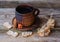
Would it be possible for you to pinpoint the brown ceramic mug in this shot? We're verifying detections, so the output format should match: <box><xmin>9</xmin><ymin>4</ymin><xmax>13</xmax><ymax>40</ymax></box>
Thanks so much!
<box><xmin>15</xmin><ymin>4</ymin><xmax>40</xmax><ymax>27</ymax></box>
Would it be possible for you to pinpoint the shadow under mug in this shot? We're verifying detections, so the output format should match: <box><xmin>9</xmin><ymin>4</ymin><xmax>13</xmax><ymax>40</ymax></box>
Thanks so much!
<box><xmin>15</xmin><ymin>4</ymin><xmax>40</xmax><ymax>27</ymax></box>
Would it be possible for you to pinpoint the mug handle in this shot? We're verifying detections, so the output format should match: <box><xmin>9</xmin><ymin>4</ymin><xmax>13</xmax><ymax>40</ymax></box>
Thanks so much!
<box><xmin>33</xmin><ymin>8</ymin><xmax>40</xmax><ymax>16</ymax></box>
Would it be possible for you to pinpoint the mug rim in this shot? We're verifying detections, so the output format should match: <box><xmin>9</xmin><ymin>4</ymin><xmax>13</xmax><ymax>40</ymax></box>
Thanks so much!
<box><xmin>16</xmin><ymin>4</ymin><xmax>34</xmax><ymax>14</ymax></box>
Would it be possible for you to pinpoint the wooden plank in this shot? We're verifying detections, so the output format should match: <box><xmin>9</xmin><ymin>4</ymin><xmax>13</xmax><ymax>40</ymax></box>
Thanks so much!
<box><xmin>0</xmin><ymin>1</ymin><xmax>60</xmax><ymax>8</ymax></box>
<box><xmin>0</xmin><ymin>8</ymin><xmax>60</xmax><ymax>27</ymax></box>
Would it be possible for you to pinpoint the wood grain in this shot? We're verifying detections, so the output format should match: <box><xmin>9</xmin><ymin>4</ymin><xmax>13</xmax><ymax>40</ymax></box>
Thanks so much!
<box><xmin>0</xmin><ymin>8</ymin><xmax>60</xmax><ymax>28</ymax></box>
<box><xmin>0</xmin><ymin>1</ymin><xmax>60</xmax><ymax>8</ymax></box>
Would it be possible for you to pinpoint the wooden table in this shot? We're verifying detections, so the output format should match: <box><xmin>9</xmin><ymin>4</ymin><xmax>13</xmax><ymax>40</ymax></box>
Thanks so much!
<box><xmin>0</xmin><ymin>8</ymin><xmax>60</xmax><ymax>42</ymax></box>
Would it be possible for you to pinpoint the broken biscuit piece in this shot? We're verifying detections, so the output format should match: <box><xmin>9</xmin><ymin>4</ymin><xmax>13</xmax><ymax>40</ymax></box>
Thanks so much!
<box><xmin>38</xmin><ymin>28</ymin><xmax>50</xmax><ymax>37</ymax></box>
<box><xmin>22</xmin><ymin>32</ymin><xmax>33</xmax><ymax>37</ymax></box>
<box><xmin>7</xmin><ymin>30</ymin><xmax>18</xmax><ymax>37</ymax></box>
<box><xmin>38</xmin><ymin>31</ymin><xmax>45</xmax><ymax>37</ymax></box>
<box><xmin>3</xmin><ymin>22</ymin><xmax>12</xmax><ymax>29</ymax></box>
<box><xmin>44</xmin><ymin>29</ymin><xmax>50</xmax><ymax>36</ymax></box>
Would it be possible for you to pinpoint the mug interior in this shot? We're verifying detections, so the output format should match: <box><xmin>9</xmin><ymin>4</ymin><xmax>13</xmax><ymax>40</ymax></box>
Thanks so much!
<box><xmin>16</xmin><ymin>5</ymin><xmax>33</xmax><ymax>14</ymax></box>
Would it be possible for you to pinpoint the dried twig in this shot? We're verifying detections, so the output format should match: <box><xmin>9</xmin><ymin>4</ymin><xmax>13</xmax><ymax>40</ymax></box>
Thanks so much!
<box><xmin>37</xmin><ymin>12</ymin><xmax>55</xmax><ymax>37</ymax></box>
